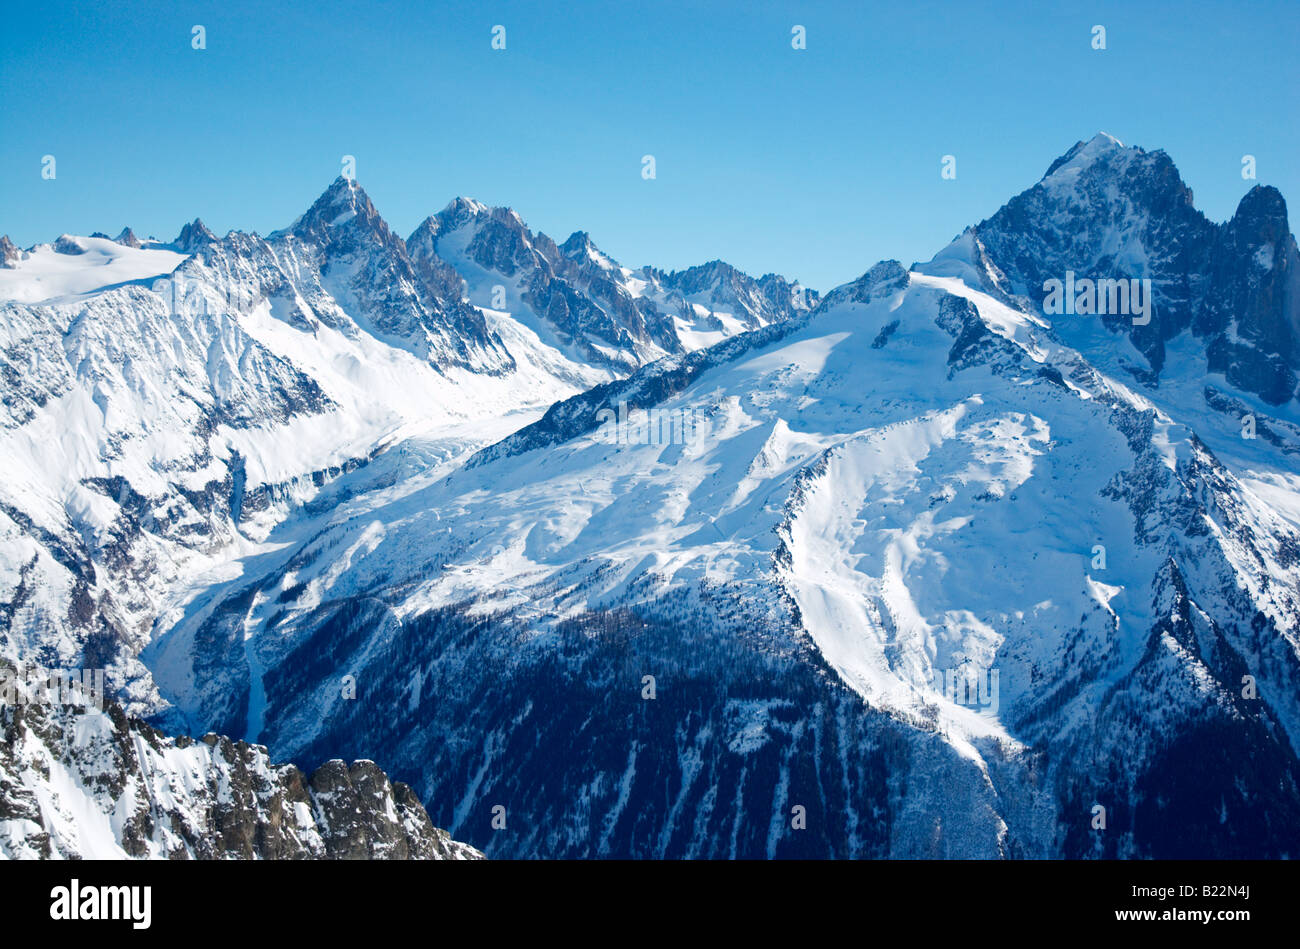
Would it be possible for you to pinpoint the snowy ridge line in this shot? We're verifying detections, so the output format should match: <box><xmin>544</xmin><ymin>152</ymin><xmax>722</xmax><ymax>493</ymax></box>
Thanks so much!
<box><xmin>464</xmin><ymin>263</ymin><xmax>909</xmax><ymax>470</ymax></box>
<box><xmin>411</xmin><ymin>197</ymin><xmax>817</xmax><ymax>373</ymax></box>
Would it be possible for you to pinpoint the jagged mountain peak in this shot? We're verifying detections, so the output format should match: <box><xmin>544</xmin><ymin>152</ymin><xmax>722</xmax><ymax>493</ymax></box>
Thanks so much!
<box><xmin>956</xmin><ymin>134</ymin><xmax>1299</xmax><ymax>405</ymax></box>
<box><xmin>667</xmin><ymin>257</ymin><xmax>745</xmax><ymax>284</ymax></box>
<box><xmin>444</xmin><ymin>195</ymin><xmax>490</xmax><ymax>217</ymax></box>
<box><xmin>488</xmin><ymin>204</ymin><xmax>527</xmax><ymax>228</ymax></box>
<box><xmin>0</xmin><ymin>235</ymin><xmax>20</xmax><ymax>268</ymax></box>
<box><xmin>114</xmin><ymin>227</ymin><xmax>141</xmax><ymax>248</ymax></box>
<box><xmin>677</xmin><ymin>257</ymin><xmax>735</xmax><ymax>276</ymax></box>
<box><xmin>1042</xmin><ymin>130</ymin><xmax>1133</xmax><ymax>179</ymax></box>
<box><xmin>415</xmin><ymin>196</ymin><xmax>488</xmax><ymax>238</ymax></box>
<box><xmin>559</xmin><ymin>229</ymin><xmax>594</xmax><ymax>254</ymax></box>
<box><xmin>172</xmin><ymin>217</ymin><xmax>218</xmax><ymax>253</ymax></box>
<box><xmin>660</xmin><ymin>258</ymin><xmax>819</xmax><ymax>316</ymax></box>
<box><xmin>282</xmin><ymin>176</ymin><xmax>396</xmax><ymax>249</ymax></box>
<box><xmin>323</xmin><ymin>173</ymin><xmax>364</xmax><ymax>200</ymax></box>
<box><xmin>404</xmin><ymin>200</ymin><xmax>479</xmax><ymax>248</ymax></box>
<box><xmin>1231</xmin><ymin>183</ymin><xmax>1290</xmax><ymax>234</ymax></box>
<box><xmin>991</xmin><ymin>135</ymin><xmax>1198</xmax><ymax>252</ymax></box>
<box><xmin>820</xmin><ymin>258</ymin><xmax>910</xmax><ymax>308</ymax></box>
<box><xmin>438</xmin><ymin>197</ymin><xmax>523</xmax><ymax>231</ymax></box>
<box><xmin>559</xmin><ymin>229</ymin><xmax>620</xmax><ymax>269</ymax></box>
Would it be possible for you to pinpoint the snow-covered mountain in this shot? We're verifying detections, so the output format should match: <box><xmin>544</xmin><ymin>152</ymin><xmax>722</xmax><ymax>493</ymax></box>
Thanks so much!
<box><xmin>0</xmin><ymin>179</ymin><xmax>801</xmax><ymax>726</ymax></box>
<box><xmin>409</xmin><ymin>197</ymin><xmax>817</xmax><ymax>370</ymax></box>
<box><xmin>960</xmin><ymin>132</ymin><xmax>1300</xmax><ymax>406</ymax></box>
<box><xmin>151</xmin><ymin>255</ymin><xmax>1300</xmax><ymax>857</ymax></box>
<box><xmin>0</xmin><ymin>200</ymin><xmax>555</xmax><ymax>720</ymax></box>
<box><xmin>4</xmin><ymin>135</ymin><xmax>1300</xmax><ymax>860</ymax></box>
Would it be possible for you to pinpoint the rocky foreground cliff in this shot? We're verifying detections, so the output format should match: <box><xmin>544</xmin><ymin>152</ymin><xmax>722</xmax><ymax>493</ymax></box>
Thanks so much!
<box><xmin>0</xmin><ymin>660</ymin><xmax>480</xmax><ymax>859</ymax></box>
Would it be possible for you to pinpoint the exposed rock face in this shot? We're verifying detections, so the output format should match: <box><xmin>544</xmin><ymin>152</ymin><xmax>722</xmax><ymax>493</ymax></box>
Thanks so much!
<box><xmin>172</xmin><ymin>218</ymin><xmax>218</xmax><ymax>254</ymax></box>
<box><xmin>970</xmin><ymin>133</ymin><xmax>1300</xmax><ymax>404</ymax></box>
<box><xmin>52</xmin><ymin>235</ymin><xmax>84</xmax><ymax>255</ymax></box>
<box><xmin>410</xmin><ymin>200</ymin><xmax>678</xmax><ymax>369</ymax></box>
<box><xmin>656</xmin><ymin>258</ymin><xmax>816</xmax><ymax>324</ymax></box>
<box><xmin>0</xmin><ymin>236</ymin><xmax>20</xmax><ymax>269</ymax></box>
<box><xmin>0</xmin><ymin>659</ymin><xmax>481</xmax><ymax>859</ymax></box>
<box><xmin>409</xmin><ymin>198</ymin><xmax>815</xmax><ymax>371</ymax></box>
<box><xmin>1200</xmin><ymin>185</ymin><xmax>1300</xmax><ymax>402</ymax></box>
<box><xmin>279</xmin><ymin>177</ymin><xmax>513</xmax><ymax>372</ymax></box>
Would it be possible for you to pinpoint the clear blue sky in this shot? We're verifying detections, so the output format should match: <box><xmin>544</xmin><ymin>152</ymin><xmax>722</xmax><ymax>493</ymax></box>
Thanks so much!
<box><xmin>2</xmin><ymin>0</ymin><xmax>1297</xmax><ymax>291</ymax></box>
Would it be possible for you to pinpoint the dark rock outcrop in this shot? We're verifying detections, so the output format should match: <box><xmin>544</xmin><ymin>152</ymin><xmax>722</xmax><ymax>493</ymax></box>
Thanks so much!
<box><xmin>0</xmin><ymin>659</ymin><xmax>481</xmax><ymax>860</ymax></box>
